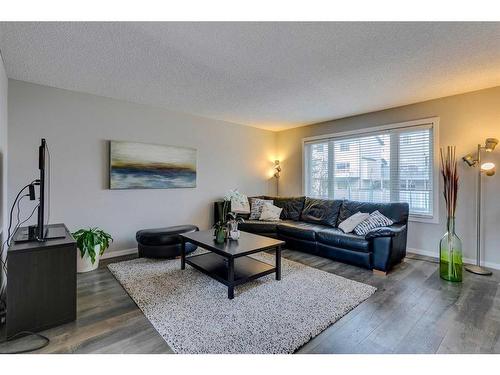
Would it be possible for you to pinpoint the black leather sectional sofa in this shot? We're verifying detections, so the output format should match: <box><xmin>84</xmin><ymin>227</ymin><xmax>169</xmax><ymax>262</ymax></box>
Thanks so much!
<box><xmin>214</xmin><ymin>196</ymin><xmax>409</xmax><ymax>273</ymax></box>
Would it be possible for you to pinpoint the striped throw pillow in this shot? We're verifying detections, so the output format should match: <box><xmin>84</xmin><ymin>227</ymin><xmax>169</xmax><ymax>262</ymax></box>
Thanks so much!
<box><xmin>354</xmin><ymin>210</ymin><xmax>394</xmax><ymax>236</ymax></box>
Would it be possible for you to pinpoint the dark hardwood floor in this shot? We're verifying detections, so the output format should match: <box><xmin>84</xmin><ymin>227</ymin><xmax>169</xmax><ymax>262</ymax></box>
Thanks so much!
<box><xmin>1</xmin><ymin>250</ymin><xmax>500</xmax><ymax>354</ymax></box>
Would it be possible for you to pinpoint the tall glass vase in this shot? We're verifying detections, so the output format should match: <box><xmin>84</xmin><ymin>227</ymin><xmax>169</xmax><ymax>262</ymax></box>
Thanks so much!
<box><xmin>439</xmin><ymin>217</ymin><xmax>463</xmax><ymax>282</ymax></box>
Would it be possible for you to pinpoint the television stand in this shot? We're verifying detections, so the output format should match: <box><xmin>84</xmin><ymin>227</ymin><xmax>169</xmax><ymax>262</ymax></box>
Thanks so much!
<box><xmin>13</xmin><ymin>224</ymin><xmax>67</xmax><ymax>243</ymax></box>
<box><xmin>7</xmin><ymin>223</ymin><xmax>77</xmax><ymax>337</ymax></box>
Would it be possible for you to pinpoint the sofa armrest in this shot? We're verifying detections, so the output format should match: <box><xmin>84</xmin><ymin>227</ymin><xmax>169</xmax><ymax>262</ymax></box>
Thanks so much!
<box><xmin>368</xmin><ymin>224</ymin><xmax>408</xmax><ymax>272</ymax></box>
<box><xmin>365</xmin><ymin>224</ymin><xmax>406</xmax><ymax>240</ymax></box>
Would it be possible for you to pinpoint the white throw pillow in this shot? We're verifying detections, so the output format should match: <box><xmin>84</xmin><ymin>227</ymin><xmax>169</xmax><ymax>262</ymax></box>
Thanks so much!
<box><xmin>230</xmin><ymin>193</ymin><xmax>250</xmax><ymax>214</ymax></box>
<box><xmin>259</xmin><ymin>203</ymin><xmax>282</xmax><ymax>221</ymax></box>
<box><xmin>338</xmin><ymin>212</ymin><xmax>370</xmax><ymax>233</ymax></box>
<box><xmin>249</xmin><ymin>198</ymin><xmax>273</xmax><ymax>219</ymax></box>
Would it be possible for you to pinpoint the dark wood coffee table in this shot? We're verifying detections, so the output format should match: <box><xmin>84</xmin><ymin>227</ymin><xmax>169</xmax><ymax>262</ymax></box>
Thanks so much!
<box><xmin>180</xmin><ymin>230</ymin><xmax>285</xmax><ymax>299</ymax></box>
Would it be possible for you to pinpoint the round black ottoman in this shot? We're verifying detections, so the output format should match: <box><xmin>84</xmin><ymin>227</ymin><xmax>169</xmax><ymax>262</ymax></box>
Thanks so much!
<box><xmin>136</xmin><ymin>225</ymin><xmax>199</xmax><ymax>258</ymax></box>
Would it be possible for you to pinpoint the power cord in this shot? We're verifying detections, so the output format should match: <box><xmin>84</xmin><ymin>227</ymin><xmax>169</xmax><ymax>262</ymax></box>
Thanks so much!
<box><xmin>1</xmin><ymin>181</ymin><xmax>38</xmax><ymax>285</ymax></box>
<box><xmin>0</xmin><ymin>331</ymin><xmax>50</xmax><ymax>354</ymax></box>
<box><xmin>1</xmin><ymin>203</ymin><xmax>40</xmax><ymax>285</ymax></box>
<box><xmin>0</xmin><ymin>194</ymin><xmax>30</xmax><ymax>289</ymax></box>
<box><xmin>1</xmin><ymin>186</ymin><xmax>31</xmax><ymax>302</ymax></box>
<box><xmin>0</xmin><ymin>202</ymin><xmax>40</xmax><ymax>303</ymax></box>
<box><xmin>0</xmin><ymin>183</ymin><xmax>51</xmax><ymax>353</ymax></box>
<box><xmin>6</xmin><ymin>183</ymin><xmax>32</xmax><ymax>245</ymax></box>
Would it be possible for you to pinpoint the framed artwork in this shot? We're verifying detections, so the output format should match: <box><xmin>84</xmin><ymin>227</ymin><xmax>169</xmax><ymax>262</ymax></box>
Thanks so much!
<box><xmin>109</xmin><ymin>141</ymin><xmax>197</xmax><ymax>189</ymax></box>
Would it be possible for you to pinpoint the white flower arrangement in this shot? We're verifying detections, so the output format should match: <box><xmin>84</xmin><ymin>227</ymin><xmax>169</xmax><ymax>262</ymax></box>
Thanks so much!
<box><xmin>224</xmin><ymin>189</ymin><xmax>245</xmax><ymax>203</ymax></box>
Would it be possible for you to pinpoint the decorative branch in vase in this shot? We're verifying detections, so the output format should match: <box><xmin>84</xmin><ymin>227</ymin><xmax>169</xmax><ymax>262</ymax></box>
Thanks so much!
<box><xmin>439</xmin><ymin>146</ymin><xmax>463</xmax><ymax>282</ymax></box>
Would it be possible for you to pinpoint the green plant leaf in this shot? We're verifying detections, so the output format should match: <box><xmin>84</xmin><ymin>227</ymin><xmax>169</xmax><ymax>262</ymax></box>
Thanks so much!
<box><xmin>73</xmin><ymin>227</ymin><xmax>113</xmax><ymax>262</ymax></box>
<box><xmin>76</xmin><ymin>236</ymin><xmax>85</xmax><ymax>258</ymax></box>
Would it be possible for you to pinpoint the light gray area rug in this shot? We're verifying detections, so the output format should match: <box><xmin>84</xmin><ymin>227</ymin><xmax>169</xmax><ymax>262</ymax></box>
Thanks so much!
<box><xmin>108</xmin><ymin>252</ymin><xmax>376</xmax><ymax>354</ymax></box>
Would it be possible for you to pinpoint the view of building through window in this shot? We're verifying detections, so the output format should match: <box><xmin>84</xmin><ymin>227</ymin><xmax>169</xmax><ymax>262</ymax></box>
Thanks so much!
<box><xmin>305</xmin><ymin>125</ymin><xmax>433</xmax><ymax>217</ymax></box>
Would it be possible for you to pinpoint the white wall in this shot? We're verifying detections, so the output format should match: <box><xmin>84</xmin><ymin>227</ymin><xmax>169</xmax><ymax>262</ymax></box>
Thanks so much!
<box><xmin>277</xmin><ymin>86</ymin><xmax>500</xmax><ymax>269</ymax></box>
<box><xmin>0</xmin><ymin>51</ymin><xmax>7</xmax><ymax>292</ymax></box>
<box><xmin>8</xmin><ymin>80</ymin><xmax>277</xmax><ymax>255</ymax></box>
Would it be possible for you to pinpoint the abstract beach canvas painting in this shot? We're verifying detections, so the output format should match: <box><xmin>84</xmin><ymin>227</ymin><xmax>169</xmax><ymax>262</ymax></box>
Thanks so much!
<box><xmin>109</xmin><ymin>141</ymin><xmax>196</xmax><ymax>189</ymax></box>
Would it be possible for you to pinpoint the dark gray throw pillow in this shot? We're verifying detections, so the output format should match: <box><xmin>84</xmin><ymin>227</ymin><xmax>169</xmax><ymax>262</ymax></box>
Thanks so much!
<box><xmin>272</xmin><ymin>196</ymin><xmax>306</xmax><ymax>221</ymax></box>
<box><xmin>300</xmin><ymin>198</ymin><xmax>343</xmax><ymax>227</ymax></box>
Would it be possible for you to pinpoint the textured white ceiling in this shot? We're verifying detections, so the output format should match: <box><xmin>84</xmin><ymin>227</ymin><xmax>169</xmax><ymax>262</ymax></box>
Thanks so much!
<box><xmin>0</xmin><ymin>22</ymin><xmax>499</xmax><ymax>131</ymax></box>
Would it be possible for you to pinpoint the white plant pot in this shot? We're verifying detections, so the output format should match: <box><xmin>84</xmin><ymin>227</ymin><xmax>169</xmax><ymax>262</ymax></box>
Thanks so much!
<box><xmin>77</xmin><ymin>245</ymin><xmax>101</xmax><ymax>273</ymax></box>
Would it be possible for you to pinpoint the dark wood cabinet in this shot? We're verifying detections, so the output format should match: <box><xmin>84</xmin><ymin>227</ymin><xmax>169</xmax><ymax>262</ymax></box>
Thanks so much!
<box><xmin>6</xmin><ymin>223</ymin><xmax>76</xmax><ymax>337</ymax></box>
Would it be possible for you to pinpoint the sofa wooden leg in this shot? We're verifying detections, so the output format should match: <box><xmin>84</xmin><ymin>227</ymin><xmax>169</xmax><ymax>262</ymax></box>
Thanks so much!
<box><xmin>373</xmin><ymin>269</ymin><xmax>388</xmax><ymax>276</ymax></box>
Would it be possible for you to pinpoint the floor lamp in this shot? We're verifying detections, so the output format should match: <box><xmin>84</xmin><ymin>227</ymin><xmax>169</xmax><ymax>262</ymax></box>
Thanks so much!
<box><xmin>273</xmin><ymin>160</ymin><xmax>281</xmax><ymax>196</ymax></box>
<box><xmin>462</xmin><ymin>138</ymin><xmax>498</xmax><ymax>276</ymax></box>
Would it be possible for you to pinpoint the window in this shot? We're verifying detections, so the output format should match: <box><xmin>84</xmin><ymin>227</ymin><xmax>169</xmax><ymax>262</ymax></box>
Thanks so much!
<box><xmin>336</xmin><ymin>162</ymin><xmax>350</xmax><ymax>171</ymax></box>
<box><xmin>339</xmin><ymin>143</ymin><xmax>350</xmax><ymax>152</ymax></box>
<box><xmin>303</xmin><ymin>118</ymin><xmax>438</xmax><ymax>221</ymax></box>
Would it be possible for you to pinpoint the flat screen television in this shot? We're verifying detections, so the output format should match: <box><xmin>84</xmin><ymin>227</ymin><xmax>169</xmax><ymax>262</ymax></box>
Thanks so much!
<box><xmin>14</xmin><ymin>138</ymin><xmax>65</xmax><ymax>242</ymax></box>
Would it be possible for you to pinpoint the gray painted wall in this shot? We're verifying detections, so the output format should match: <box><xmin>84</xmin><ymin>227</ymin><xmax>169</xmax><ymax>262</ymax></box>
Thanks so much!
<box><xmin>277</xmin><ymin>86</ymin><xmax>500</xmax><ymax>268</ymax></box>
<box><xmin>7</xmin><ymin>78</ymin><xmax>500</xmax><ymax>269</ymax></box>
<box><xmin>0</xmin><ymin>52</ymin><xmax>7</xmax><ymax>291</ymax></box>
<box><xmin>8</xmin><ymin>80</ymin><xmax>277</xmax><ymax>255</ymax></box>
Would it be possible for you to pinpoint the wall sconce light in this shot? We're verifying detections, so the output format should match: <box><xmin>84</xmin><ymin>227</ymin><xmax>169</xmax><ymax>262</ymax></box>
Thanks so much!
<box><xmin>273</xmin><ymin>160</ymin><xmax>281</xmax><ymax>196</ymax></box>
<box><xmin>462</xmin><ymin>137</ymin><xmax>498</xmax><ymax>276</ymax></box>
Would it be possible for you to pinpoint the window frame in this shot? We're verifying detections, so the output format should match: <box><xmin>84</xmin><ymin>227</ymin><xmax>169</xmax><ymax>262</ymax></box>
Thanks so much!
<box><xmin>302</xmin><ymin>117</ymin><xmax>440</xmax><ymax>224</ymax></box>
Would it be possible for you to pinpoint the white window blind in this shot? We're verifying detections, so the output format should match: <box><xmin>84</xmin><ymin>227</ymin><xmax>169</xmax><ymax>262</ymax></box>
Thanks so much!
<box><xmin>304</xmin><ymin>122</ymin><xmax>435</xmax><ymax>217</ymax></box>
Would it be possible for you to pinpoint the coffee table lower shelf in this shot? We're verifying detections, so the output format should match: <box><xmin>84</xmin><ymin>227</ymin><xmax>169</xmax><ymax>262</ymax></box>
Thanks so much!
<box><xmin>185</xmin><ymin>252</ymin><xmax>276</xmax><ymax>298</ymax></box>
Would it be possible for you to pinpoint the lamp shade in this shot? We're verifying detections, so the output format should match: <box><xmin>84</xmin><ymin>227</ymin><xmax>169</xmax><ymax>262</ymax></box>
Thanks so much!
<box><xmin>481</xmin><ymin>162</ymin><xmax>496</xmax><ymax>176</ymax></box>
<box><xmin>485</xmin><ymin>138</ymin><xmax>499</xmax><ymax>152</ymax></box>
<box><xmin>463</xmin><ymin>154</ymin><xmax>475</xmax><ymax>167</ymax></box>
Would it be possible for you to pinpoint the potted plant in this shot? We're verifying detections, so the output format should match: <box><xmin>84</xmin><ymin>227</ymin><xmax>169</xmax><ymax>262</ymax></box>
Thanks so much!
<box><xmin>213</xmin><ymin>193</ymin><xmax>231</xmax><ymax>243</ymax></box>
<box><xmin>73</xmin><ymin>227</ymin><xmax>113</xmax><ymax>273</ymax></box>
<box><xmin>213</xmin><ymin>221</ymin><xmax>226</xmax><ymax>244</ymax></box>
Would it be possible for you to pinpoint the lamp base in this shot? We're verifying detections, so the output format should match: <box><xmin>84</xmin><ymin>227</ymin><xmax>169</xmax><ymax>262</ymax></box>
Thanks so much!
<box><xmin>464</xmin><ymin>264</ymin><xmax>493</xmax><ymax>276</ymax></box>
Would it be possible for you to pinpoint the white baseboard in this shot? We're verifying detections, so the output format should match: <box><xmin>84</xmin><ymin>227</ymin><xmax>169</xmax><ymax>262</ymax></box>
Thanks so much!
<box><xmin>100</xmin><ymin>246</ymin><xmax>500</xmax><ymax>271</ymax></box>
<box><xmin>101</xmin><ymin>247</ymin><xmax>138</xmax><ymax>260</ymax></box>
<box><xmin>408</xmin><ymin>247</ymin><xmax>500</xmax><ymax>271</ymax></box>
<box><xmin>407</xmin><ymin>247</ymin><xmax>438</xmax><ymax>259</ymax></box>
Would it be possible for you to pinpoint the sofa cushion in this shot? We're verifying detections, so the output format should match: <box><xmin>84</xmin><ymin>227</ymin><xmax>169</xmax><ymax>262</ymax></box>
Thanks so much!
<box><xmin>271</xmin><ymin>196</ymin><xmax>306</xmax><ymax>221</ymax></box>
<box><xmin>316</xmin><ymin>228</ymin><xmax>370</xmax><ymax>252</ymax></box>
<box><xmin>300</xmin><ymin>198</ymin><xmax>343</xmax><ymax>227</ymax></box>
<box><xmin>277</xmin><ymin>221</ymin><xmax>328</xmax><ymax>241</ymax></box>
<box><xmin>317</xmin><ymin>243</ymin><xmax>372</xmax><ymax>268</ymax></box>
<box><xmin>337</xmin><ymin>200</ymin><xmax>409</xmax><ymax>225</ymax></box>
<box><xmin>239</xmin><ymin>220</ymin><xmax>280</xmax><ymax>234</ymax></box>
